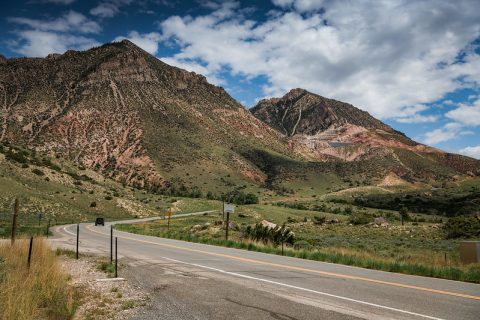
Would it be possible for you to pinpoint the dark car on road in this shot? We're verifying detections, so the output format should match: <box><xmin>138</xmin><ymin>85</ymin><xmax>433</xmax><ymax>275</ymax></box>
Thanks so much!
<box><xmin>95</xmin><ymin>217</ymin><xmax>105</xmax><ymax>226</ymax></box>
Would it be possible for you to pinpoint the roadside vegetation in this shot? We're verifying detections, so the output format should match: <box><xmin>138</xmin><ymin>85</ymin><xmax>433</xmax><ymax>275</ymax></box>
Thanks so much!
<box><xmin>0</xmin><ymin>238</ymin><xmax>78</xmax><ymax>320</ymax></box>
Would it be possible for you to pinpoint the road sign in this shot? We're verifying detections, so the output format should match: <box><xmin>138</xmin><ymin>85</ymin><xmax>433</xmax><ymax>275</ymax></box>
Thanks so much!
<box><xmin>224</xmin><ymin>203</ymin><xmax>235</xmax><ymax>214</ymax></box>
<box><xmin>166</xmin><ymin>209</ymin><xmax>173</xmax><ymax>217</ymax></box>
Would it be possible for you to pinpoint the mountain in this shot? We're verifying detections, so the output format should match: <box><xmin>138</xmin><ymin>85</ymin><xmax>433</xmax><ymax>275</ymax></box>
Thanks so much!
<box><xmin>0</xmin><ymin>41</ymin><xmax>479</xmax><ymax>196</ymax></box>
<box><xmin>251</xmin><ymin>88</ymin><xmax>480</xmax><ymax>183</ymax></box>
<box><xmin>0</xmin><ymin>40</ymin><xmax>288</xmax><ymax>193</ymax></box>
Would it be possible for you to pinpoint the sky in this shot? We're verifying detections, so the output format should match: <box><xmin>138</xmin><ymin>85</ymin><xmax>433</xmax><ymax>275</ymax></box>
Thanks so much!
<box><xmin>1</xmin><ymin>0</ymin><xmax>479</xmax><ymax>158</ymax></box>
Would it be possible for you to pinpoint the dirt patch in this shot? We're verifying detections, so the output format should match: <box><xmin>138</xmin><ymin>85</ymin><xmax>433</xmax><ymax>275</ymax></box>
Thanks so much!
<box><xmin>377</xmin><ymin>172</ymin><xmax>411</xmax><ymax>187</ymax></box>
<box><xmin>59</xmin><ymin>255</ymin><xmax>149</xmax><ymax>320</ymax></box>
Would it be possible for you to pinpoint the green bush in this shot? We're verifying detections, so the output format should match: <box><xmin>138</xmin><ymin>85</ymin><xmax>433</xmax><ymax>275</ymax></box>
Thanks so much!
<box><xmin>5</xmin><ymin>149</ymin><xmax>29</xmax><ymax>164</ymax></box>
<box><xmin>444</xmin><ymin>215</ymin><xmax>480</xmax><ymax>239</ymax></box>
<box><xmin>349</xmin><ymin>212</ymin><xmax>372</xmax><ymax>225</ymax></box>
<box><xmin>313</xmin><ymin>215</ymin><xmax>326</xmax><ymax>225</ymax></box>
<box><xmin>293</xmin><ymin>240</ymin><xmax>312</xmax><ymax>250</ymax></box>
<box><xmin>31</xmin><ymin>168</ymin><xmax>44</xmax><ymax>176</ymax></box>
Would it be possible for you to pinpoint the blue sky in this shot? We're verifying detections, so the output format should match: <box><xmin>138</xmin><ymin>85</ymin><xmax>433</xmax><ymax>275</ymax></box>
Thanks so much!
<box><xmin>1</xmin><ymin>0</ymin><xmax>479</xmax><ymax>158</ymax></box>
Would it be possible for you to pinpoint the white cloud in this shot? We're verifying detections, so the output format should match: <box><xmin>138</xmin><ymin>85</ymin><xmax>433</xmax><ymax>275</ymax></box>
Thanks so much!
<box><xmin>423</xmin><ymin>122</ymin><xmax>473</xmax><ymax>145</ymax></box>
<box><xmin>271</xmin><ymin>0</ymin><xmax>294</xmax><ymax>7</ymax></box>
<box><xmin>459</xmin><ymin>145</ymin><xmax>480</xmax><ymax>159</ymax></box>
<box><xmin>10</xmin><ymin>30</ymin><xmax>100</xmax><ymax>57</ymax></box>
<box><xmin>446</xmin><ymin>99</ymin><xmax>480</xmax><ymax>126</ymax></box>
<box><xmin>90</xmin><ymin>3</ymin><xmax>120</xmax><ymax>18</ymax></box>
<box><xmin>114</xmin><ymin>31</ymin><xmax>161</xmax><ymax>55</ymax></box>
<box><xmin>39</xmin><ymin>0</ymin><xmax>76</xmax><ymax>4</ymax></box>
<box><xmin>7</xmin><ymin>11</ymin><xmax>101</xmax><ymax>57</ymax></box>
<box><xmin>423</xmin><ymin>98</ymin><xmax>480</xmax><ymax>145</ymax></box>
<box><xmin>395</xmin><ymin>114</ymin><xmax>439</xmax><ymax>124</ymax></box>
<box><xmin>90</xmin><ymin>0</ymin><xmax>133</xmax><ymax>18</ymax></box>
<box><xmin>158</xmin><ymin>0</ymin><xmax>480</xmax><ymax>119</ymax></box>
<box><xmin>9</xmin><ymin>11</ymin><xmax>101</xmax><ymax>34</ymax></box>
<box><xmin>272</xmin><ymin>0</ymin><xmax>324</xmax><ymax>12</ymax></box>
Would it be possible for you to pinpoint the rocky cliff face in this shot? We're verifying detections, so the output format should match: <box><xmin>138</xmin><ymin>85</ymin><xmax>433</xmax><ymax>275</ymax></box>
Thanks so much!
<box><xmin>252</xmin><ymin>88</ymin><xmax>395</xmax><ymax>136</ymax></box>
<box><xmin>0</xmin><ymin>40</ymin><xmax>286</xmax><ymax>189</ymax></box>
<box><xmin>251</xmin><ymin>89</ymin><xmax>480</xmax><ymax>178</ymax></box>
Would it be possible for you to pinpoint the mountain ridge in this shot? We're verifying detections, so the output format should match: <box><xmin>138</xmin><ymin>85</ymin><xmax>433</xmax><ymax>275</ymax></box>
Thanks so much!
<box><xmin>0</xmin><ymin>40</ymin><xmax>289</xmax><ymax>191</ymax></box>
<box><xmin>1</xmin><ymin>40</ymin><xmax>479</xmax><ymax>194</ymax></box>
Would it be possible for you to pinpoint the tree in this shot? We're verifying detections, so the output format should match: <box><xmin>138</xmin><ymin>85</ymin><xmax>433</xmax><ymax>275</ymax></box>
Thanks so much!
<box><xmin>399</xmin><ymin>207</ymin><xmax>410</xmax><ymax>225</ymax></box>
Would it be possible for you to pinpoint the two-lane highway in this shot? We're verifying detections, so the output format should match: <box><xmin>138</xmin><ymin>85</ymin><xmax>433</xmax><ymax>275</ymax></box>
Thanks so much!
<box><xmin>51</xmin><ymin>218</ymin><xmax>480</xmax><ymax>320</ymax></box>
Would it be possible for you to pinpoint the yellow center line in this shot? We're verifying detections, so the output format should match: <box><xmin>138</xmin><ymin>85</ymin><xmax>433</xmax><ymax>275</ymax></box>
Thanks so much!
<box><xmin>85</xmin><ymin>225</ymin><xmax>480</xmax><ymax>301</ymax></box>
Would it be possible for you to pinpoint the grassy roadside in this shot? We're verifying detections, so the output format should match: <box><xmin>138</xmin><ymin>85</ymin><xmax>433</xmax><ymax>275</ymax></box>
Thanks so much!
<box><xmin>116</xmin><ymin>224</ymin><xmax>480</xmax><ymax>284</ymax></box>
<box><xmin>0</xmin><ymin>238</ymin><xmax>78</xmax><ymax>320</ymax></box>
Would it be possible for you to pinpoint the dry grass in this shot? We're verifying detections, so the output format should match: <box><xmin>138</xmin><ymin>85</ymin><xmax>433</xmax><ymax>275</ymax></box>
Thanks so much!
<box><xmin>0</xmin><ymin>238</ymin><xmax>77</xmax><ymax>320</ymax></box>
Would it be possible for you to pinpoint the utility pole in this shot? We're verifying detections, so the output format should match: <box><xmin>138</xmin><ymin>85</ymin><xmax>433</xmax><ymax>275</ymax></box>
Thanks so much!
<box><xmin>46</xmin><ymin>219</ymin><xmax>51</xmax><ymax>238</ymax></box>
<box><xmin>27</xmin><ymin>237</ymin><xmax>33</xmax><ymax>269</ymax></box>
<box><xmin>11</xmin><ymin>198</ymin><xmax>19</xmax><ymax>246</ymax></box>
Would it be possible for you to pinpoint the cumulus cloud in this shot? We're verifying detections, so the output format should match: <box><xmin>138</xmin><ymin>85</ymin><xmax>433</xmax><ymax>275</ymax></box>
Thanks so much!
<box><xmin>8</xmin><ymin>11</ymin><xmax>101</xmax><ymax>57</ymax></box>
<box><xmin>90</xmin><ymin>0</ymin><xmax>133</xmax><ymax>18</ymax></box>
<box><xmin>114</xmin><ymin>31</ymin><xmax>162</xmax><ymax>55</ymax></box>
<box><xmin>423</xmin><ymin>123</ymin><xmax>474</xmax><ymax>145</ymax></box>
<box><xmin>446</xmin><ymin>99</ymin><xmax>480</xmax><ymax>126</ymax></box>
<box><xmin>39</xmin><ymin>0</ymin><xmax>76</xmax><ymax>4</ymax></box>
<box><xmin>10</xmin><ymin>30</ymin><xmax>100</xmax><ymax>57</ymax></box>
<box><xmin>394</xmin><ymin>114</ymin><xmax>439</xmax><ymax>124</ymax></box>
<box><xmin>9</xmin><ymin>10</ymin><xmax>101</xmax><ymax>34</ymax></box>
<box><xmin>158</xmin><ymin>0</ymin><xmax>480</xmax><ymax>119</ymax></box>
<box><xmin>422</xmin><ymin>98</ymin><xmax>480</xmax><ymax>145</ymax></box>
<box><xmin>459</xmin><ymin>145</ymin><xmax>480</xmax><ymax>159</ymax></box>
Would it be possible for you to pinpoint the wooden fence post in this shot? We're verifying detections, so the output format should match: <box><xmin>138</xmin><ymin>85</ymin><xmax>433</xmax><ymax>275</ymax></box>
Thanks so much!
<box><xmin>11</xmin><ymin>199</ymin><xmax>19</xmax><ymax>246</ymax></box>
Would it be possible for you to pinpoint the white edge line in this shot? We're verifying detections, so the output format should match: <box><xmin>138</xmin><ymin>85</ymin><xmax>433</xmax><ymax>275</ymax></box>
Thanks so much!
<box><xmin>161</xmin><ymin>256</ymin><xmax>446</xmax><ymax>320</ymax></box>
<box><xmin>62</xmin><ymin>225</ymin><xmax>76</xmax><ymax>237</ymax></box>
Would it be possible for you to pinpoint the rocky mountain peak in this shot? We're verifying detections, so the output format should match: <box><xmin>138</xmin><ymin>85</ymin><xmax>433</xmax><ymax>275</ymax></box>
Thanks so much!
<box><xmin>283</xmin><ymin>88</ymin><xmax>307</xmax><ymax>99</ymax></box>
<box><xmin>0</xmin><ymin>55</ymin><xmax>7</xmax><ymax>64</ymax></box>
<box><xmin>251</xmin><ymin>88</ymin><xmax>394</xmax><ymax>137</ymax></box>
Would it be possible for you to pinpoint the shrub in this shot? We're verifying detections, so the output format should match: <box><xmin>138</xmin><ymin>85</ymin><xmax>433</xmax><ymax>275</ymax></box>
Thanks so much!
<box><xmin>293</xmin><ymin>240</ymin><xmax>312</xmax><ymax>250</ymax></box>
<box><xmin>221</xmin><ymin>191</ymin><xmax>259</xmax><ymax>204</ymax></box>
<box><xmin>90</xmin><ymin>202</ymin><xmax>97</xmax><ymax>208</ymax></box>
<box><xmin>287</xmin><ymin>216</ymin><xmax>297</xmax><ymax>223</ymax></box>
<box><xmin>344</xmin><ymin>207</ymin><xmax>353</xmax><ymax>214</ymax></box>
<box><xmin>31</xmin><ymin>168</ymin><xmax>44</xmax><ymax>176</ymax></box>
<box><xmin>399</xmin><ymin>207</ymin><xmax>411</xmax><ymax>222</ymax></box>
<box><xmin>313</xmin><ymin>215</ymin><xmax>326</xmax><ymax>225</ymax></box>
<box><xmin>244</xmin><ymin>223</ymin><xmax>295</xmax><ymax>246</ymax></box>
<box><xmin>349</xmin><ymin>212</ymin><xmax>372</xmax><ymax>225</ymax></box>
<box><xmin>5</xmin><ymin>149</ymin><xmax>28</xmax><ymax>164</ymax></box>
<box><xmin>444</xmin><ymin>215</ymin><xmax>480</xmax><ymax>239</ymax></box>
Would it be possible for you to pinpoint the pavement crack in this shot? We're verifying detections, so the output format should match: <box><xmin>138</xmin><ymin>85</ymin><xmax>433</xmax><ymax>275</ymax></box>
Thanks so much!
<box><xmin>224</xmin><ymin>298</ymin><xmax>300</xmax><ymax>320</ymax></box>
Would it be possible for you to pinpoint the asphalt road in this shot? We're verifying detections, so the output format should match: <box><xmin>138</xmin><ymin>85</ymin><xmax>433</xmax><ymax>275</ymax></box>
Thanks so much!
<box><xmin>51</xmin><ymin>215</ymin><xmax>480</xmax><ymax>320</ymax></box>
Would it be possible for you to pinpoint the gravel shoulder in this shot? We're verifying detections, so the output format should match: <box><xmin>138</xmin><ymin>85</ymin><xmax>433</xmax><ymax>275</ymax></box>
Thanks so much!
<box><xmin>58</xmin><ymin>254</ymin><xmax>149</xmax><ymax>320</ymax></box>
